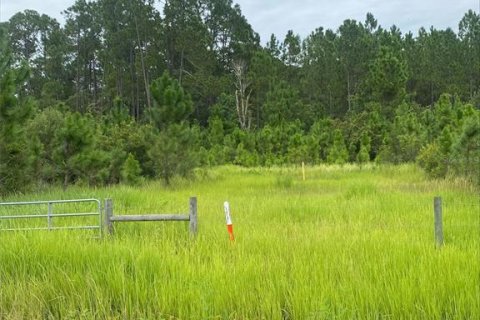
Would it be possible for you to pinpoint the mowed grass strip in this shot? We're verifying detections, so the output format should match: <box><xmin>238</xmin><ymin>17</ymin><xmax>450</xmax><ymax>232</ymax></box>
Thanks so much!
<box><xmin>0</xmin><ymin>164</ymin><xmax>478</xmax><ymax>319</ymax></box>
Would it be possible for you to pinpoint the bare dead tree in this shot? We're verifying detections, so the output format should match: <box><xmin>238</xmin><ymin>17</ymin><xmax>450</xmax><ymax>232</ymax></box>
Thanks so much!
<box><xmin>233</xmin><ymin>60</ymin><xmax>252</xmax><ymax>130</ymax></box>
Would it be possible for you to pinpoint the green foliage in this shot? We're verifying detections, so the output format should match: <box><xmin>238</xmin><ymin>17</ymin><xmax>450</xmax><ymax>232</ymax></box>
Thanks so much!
<box><xmin>52</xmin><ymin>111</ymin><xmax>101</xmax><ymax>189</ymax></box>
<box><xmin>209</xmin><ymin>93</ymin><xmax>238</xmax><ymax>133</ymax></box>
<box><xmin>248</xmin><ymin>50</ymin><xmax>279</xmax><ymax>125</ymax></box>
<box><xmin>417</xmin><ymin>103</ymin><xmax>479</xmax><ymax>184</ymax></box>
<box><xmin>255</xmin><ymin>125</ymin><xmax>276</xmax><ymax>166</ymax></box>
<box><xmin>451</xmin><ymin>116</ymin><xmax>480</xmax><ymax>185</ymax></box>
<box><xmin>433</xmin><ymin>94</ymin><xmax>457</xmax><ymax>135</ymax></box>
<box><xmin>0</xmin><ymin>53</ymin><xmax>33</xmax><ymax>194</ymax></box>
<box><xmin>327</xmin><ymin>129</ymin><xmax>349</xmax><ymax>165</ymax></box>
<box><xmin>417</xmin><ymin>143</ymin><xmax>448</xmax><ymax>178</ymax></box>
<box><xmin>459</xmin><ymin>10</ymin><xmax>480</xmax><ymax>101</ymax></box>
<box><xmin>234</xmin><ymin>142</ymin><xmax>259</xmax><ymax>167</ymax></box>
<box><xmin>149</xmin><ymin>71</ymin><xmax>193</xmax><ymax>130</ymax></box>
<box><xmin>309</xmin><ymin>119</ymin><xmax>335</xmax><ymax>162</ymax></box>
<box><xmin>1</xmin><ymin>0</ymin><xmax>479</xmax><ymax>283</ymax></box>
<box><xmin>1</xmin><ymin>5</ymin><xmax>478</xmax><ymax>191</ymax></box>
<box><xmin>286</xmin><ymin>132</ymin><xmax>308</xmax><ymax>164</ymax></box>
<box><xmin>263</xmin><ymin>81</ymin><xmax>311</xmax><ymax>127</ymax></box>
<box><xmin>149</xmin><ymin>123</ymin><xmax>199</xmax><ymax>185</ymax></box>
<box><xmin>357</xmin><ymin>133</ymin><xmax>371</xmax><ymax>165</ymax></box>
<box><xmin>27</xmin><ymin>106</ymin><xmax>66</xmax><ymax>183</ymax></box>
<box><xmin>99</xmin><ymin>117</ymin><xmax>156</xmax><ymax>183</ymax></box>
<box><xmin>121</xmin><ymin>153</ymin><xmax>142</xmax><ymax>185</ymax></box>
<box><xmin>357</xmin><ymin>144</ymin><xmax>370</xmax><ymax>166</ymax></box>
<box><xmin>110</xmin><ymin>96</ymin><xmax>132</xmax><ymax>125</ymax></box>
<box><xmin>207</xmin><ymin>116</ymin><xmax>225</xmax><ymax>147</ymax></box>
<box><xmin>379</xmin><ymin>103</ymin><xmax>424</xmax><ymax>163</ymax></box>
<box><xmin>228</xmin><ymin>128</ymin><xmax>258</xmax><ymax>167</ymax></box>
<box><xmin>438</xmin><ymin>125</ymin><xmax>453</xmax><ymax>155</ymax></box>
<box><xmin>281</xmin><ymin>30</ymin><xmax>302</xmax><ymax>66</ymax></box>
<box><xmin>0</xmin><ymin>22</ymin><xmax>8</xmax><ymax>51</ymax></box>
<box><xmin>363</xmin><ymin>46</ymin><xmax>408</xmax><ymax>114</ymax></box>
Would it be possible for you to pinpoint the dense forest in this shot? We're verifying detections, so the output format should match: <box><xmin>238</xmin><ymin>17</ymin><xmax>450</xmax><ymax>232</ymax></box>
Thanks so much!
<box><xmin>0</xmin><ymin>0</ymin><xmax>479</xmax><ymax>194</ymax></box>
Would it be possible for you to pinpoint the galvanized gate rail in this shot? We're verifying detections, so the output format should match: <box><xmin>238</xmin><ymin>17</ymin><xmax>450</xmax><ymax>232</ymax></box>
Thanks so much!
<box><xmin>0</xmin><ymin>199</ymin><xmax>102</xmax><ymax>237</ymax></box>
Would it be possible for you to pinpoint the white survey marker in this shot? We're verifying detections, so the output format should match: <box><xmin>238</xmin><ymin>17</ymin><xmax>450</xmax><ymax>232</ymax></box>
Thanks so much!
<box><xmin>223</xmin><ymin>201</ymin><xmax>233</xmax><ymax>225</ymax></box>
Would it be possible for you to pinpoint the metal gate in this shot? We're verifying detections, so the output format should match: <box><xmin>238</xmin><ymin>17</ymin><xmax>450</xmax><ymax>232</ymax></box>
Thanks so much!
<box><xmin>0</xmin><ymin>199</ymin><xmax>102</xmax><ymax>237</ymax></box>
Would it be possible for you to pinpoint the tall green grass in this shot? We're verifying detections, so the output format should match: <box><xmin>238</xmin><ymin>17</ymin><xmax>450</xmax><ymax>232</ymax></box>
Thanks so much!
<box><xmin>0</xmin><ymin>164</ymin><xmax>479</xmax><ymax>319</ymax></box>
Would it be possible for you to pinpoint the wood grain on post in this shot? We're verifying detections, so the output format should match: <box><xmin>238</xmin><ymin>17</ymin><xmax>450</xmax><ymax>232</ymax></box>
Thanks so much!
<box><xmin>434</xmin><ymin>196</ymin><xmax>443</xmax><ymax>247</ymax></box>
<box><xmin>189</xmin><ymin>197</ymin><xmax>198</xmax><ymax>236</ymax></box>
<box><xmin>105</xmin><ymin>199</ymin><xmax>113</xmax><ymax>235</ymax></box>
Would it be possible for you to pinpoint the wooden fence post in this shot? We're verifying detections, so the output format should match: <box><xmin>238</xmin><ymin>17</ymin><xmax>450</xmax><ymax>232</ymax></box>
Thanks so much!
<box><xmin>434</xmin><ymin>196</ymin><xmax>443</xmax><ymax>247</ymax></box>
<box><xmin>105</xmin><ymin>199</ymin><xmax>113</xmax><ymax>235</ymax></box>
<box><xmin>189</xmin><ymin>197</ymin><xmax>197</xmax><ymax>236</ymax></box>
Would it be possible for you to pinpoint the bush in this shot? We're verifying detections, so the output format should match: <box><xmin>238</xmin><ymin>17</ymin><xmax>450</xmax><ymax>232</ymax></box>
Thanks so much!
<box><xmin>327</xmin><ymin>129</ymin><xmax>348</xmax><ymax>165</ymax></box>
<box><xmin>417</xmin><ymin>143</ymin><xmax>448</xmax><ymax>178</ymax></box>
<box><xmin>149</xmin><ymin>123</ymin><xmax>199</xmax><ymax>185</ymax></box>
<box><xmin>121</xmin><ymin>153</ymin><xmax>142</xmax><ymax>185</ymax></box>
<box><xmin>451</xmin><ymin>117</ymin><xmax>480</xmax><ymax>185</ymax></box>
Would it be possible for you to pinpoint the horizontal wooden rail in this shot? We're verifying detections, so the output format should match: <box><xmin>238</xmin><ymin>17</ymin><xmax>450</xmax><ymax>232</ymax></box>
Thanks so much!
<box><xmin>104</xmin><ymin>197</ymin><xmax>197</xmax><ymax>236</ymax></box>
<box><xmin>110</xmin><ymin>214</ymin><xmax>189</xmax><ymax>222</ymax></box>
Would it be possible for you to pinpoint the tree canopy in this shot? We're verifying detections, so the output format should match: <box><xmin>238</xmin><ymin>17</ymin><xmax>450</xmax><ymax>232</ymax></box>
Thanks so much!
<box><xmin>0</xmin><ymin>2</ymin><xmax>479</xmax><ymax>192</ymax></box>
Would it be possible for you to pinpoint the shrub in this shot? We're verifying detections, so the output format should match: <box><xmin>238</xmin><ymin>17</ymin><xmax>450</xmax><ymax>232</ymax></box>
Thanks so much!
<box><xmin>121</xmin><ymin>153</ymin><xmax>142</xmax><ymax>185</ymax></box>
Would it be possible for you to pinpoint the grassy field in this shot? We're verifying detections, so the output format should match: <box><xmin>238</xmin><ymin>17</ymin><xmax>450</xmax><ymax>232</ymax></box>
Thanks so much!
<box><xmin>0</xmin><ymin>164</ymin><xmax>479</xmax><ymax>319</ymax></box>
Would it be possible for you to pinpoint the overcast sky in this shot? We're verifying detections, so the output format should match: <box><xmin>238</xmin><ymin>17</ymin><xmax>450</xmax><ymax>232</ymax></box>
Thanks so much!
<box><xmin>0</xmin><ymin>0</ymin><xmax>478</xmax><ymax>42</ymax></box>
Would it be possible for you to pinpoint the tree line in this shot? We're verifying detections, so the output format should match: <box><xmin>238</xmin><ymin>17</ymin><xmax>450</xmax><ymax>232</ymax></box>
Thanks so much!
<box><xmin>0</xmin><ymin>0</ymin><xmax>479</xmax><ymax>194</ymax></box>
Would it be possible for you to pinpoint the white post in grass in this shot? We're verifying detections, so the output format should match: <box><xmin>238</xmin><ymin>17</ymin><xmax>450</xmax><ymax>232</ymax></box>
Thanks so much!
<box><xmin>434</xmin><ymin>196</ymin><xmax>443</xmax><ymax>247</ymax></box>
<box><xmin>224</xmin><ymin>201</ymin><xmax>234</xmax><ymax>241</ymax></box>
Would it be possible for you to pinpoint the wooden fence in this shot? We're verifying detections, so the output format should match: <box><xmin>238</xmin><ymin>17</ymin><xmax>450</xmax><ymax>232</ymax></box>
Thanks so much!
<box><xmin>104</xmin><ymin>197</ymin><xmax>197</xmax><ymax>236</ymax></box>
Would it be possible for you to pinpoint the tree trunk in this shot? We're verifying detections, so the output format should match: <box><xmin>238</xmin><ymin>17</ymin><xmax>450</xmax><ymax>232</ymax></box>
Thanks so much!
<box><xmin>93</xmin><ymin>59</ymin><xmax>97</xmax><ymax>110</ymax></box>
<box><xmin>134</xmin><ymin>15</ymin><xmax>151</xmax><ymax>111</ymax></box>
<box><xmin>233</xmin><ymin>60</ymin><xmax>251</xmax><ymax>130</ymax></box>
<box><xmin>179</xmin><ymin>48</ymin><xmax>185</xmax><ymax>85</ymax></box>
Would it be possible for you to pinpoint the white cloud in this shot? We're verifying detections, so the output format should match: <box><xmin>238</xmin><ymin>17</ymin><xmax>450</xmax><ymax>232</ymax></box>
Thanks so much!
<box><xmin>1</xmin><ymin>0</ymin><xmax>70</xmax><ymax>22</ymax></box>
<box><xmin>235</xmin><ymin>0</ymin><xmax>478</xmax><ymax>42</ymax></box>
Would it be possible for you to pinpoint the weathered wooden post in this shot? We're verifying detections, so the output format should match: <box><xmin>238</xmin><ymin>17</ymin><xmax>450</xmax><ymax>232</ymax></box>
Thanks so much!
<box><xmin>189</xmin><ymin>197</ymin><xmax>197</xmax><ymax>236</ymax></box>
<box><xmin>434</xmin><ymin>196</ymin><xmax>443</xmax><ymax>247</ymax></box>
<box><xmin>105</xmin><ymin>198</ymin><xmax>113</xmax><ymax>235</ymax></box>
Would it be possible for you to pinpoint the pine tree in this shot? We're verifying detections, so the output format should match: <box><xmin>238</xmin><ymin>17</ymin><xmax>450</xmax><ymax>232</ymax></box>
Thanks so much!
<box><xmin>452</xmin><ymin>116</ymin><xmax>480</xmax><ymax>185</ymax></box>
<box><xmin>357</xmin><ymin>133</ymin><xmax>371</xmax><ymax>166</ymax></box>
<box><xmin>148</xmin><ymin>123</ymin><xmax>198</xmax><ymax>185</ymax></box>
<box><xmin>363</xmin><ymin>46</ymin><xmax>408</xmax><ymax>117</ymax></box>
<box><xmin>149</xmin><ymin>71</ymin><xmax>193</xmax><ymax>130</ymax></box>
<box><xmin>121</xmin><ymin>153</ymin><xmax>142</xmax><ymax>185</ymax></box>
<box><xmin>0</xmin><ymin>53</ymin><xmax>33</xmax><ymax>194</ymax></box>
<box><xmin>327</xmin><ymin>129</ymin><xmax>349</xmax><ymax>165</ymax></box>
<box><xmin>53</xmin><ymin>111</ymin><xmax>96</xmax><ymax>189</ymax></box>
